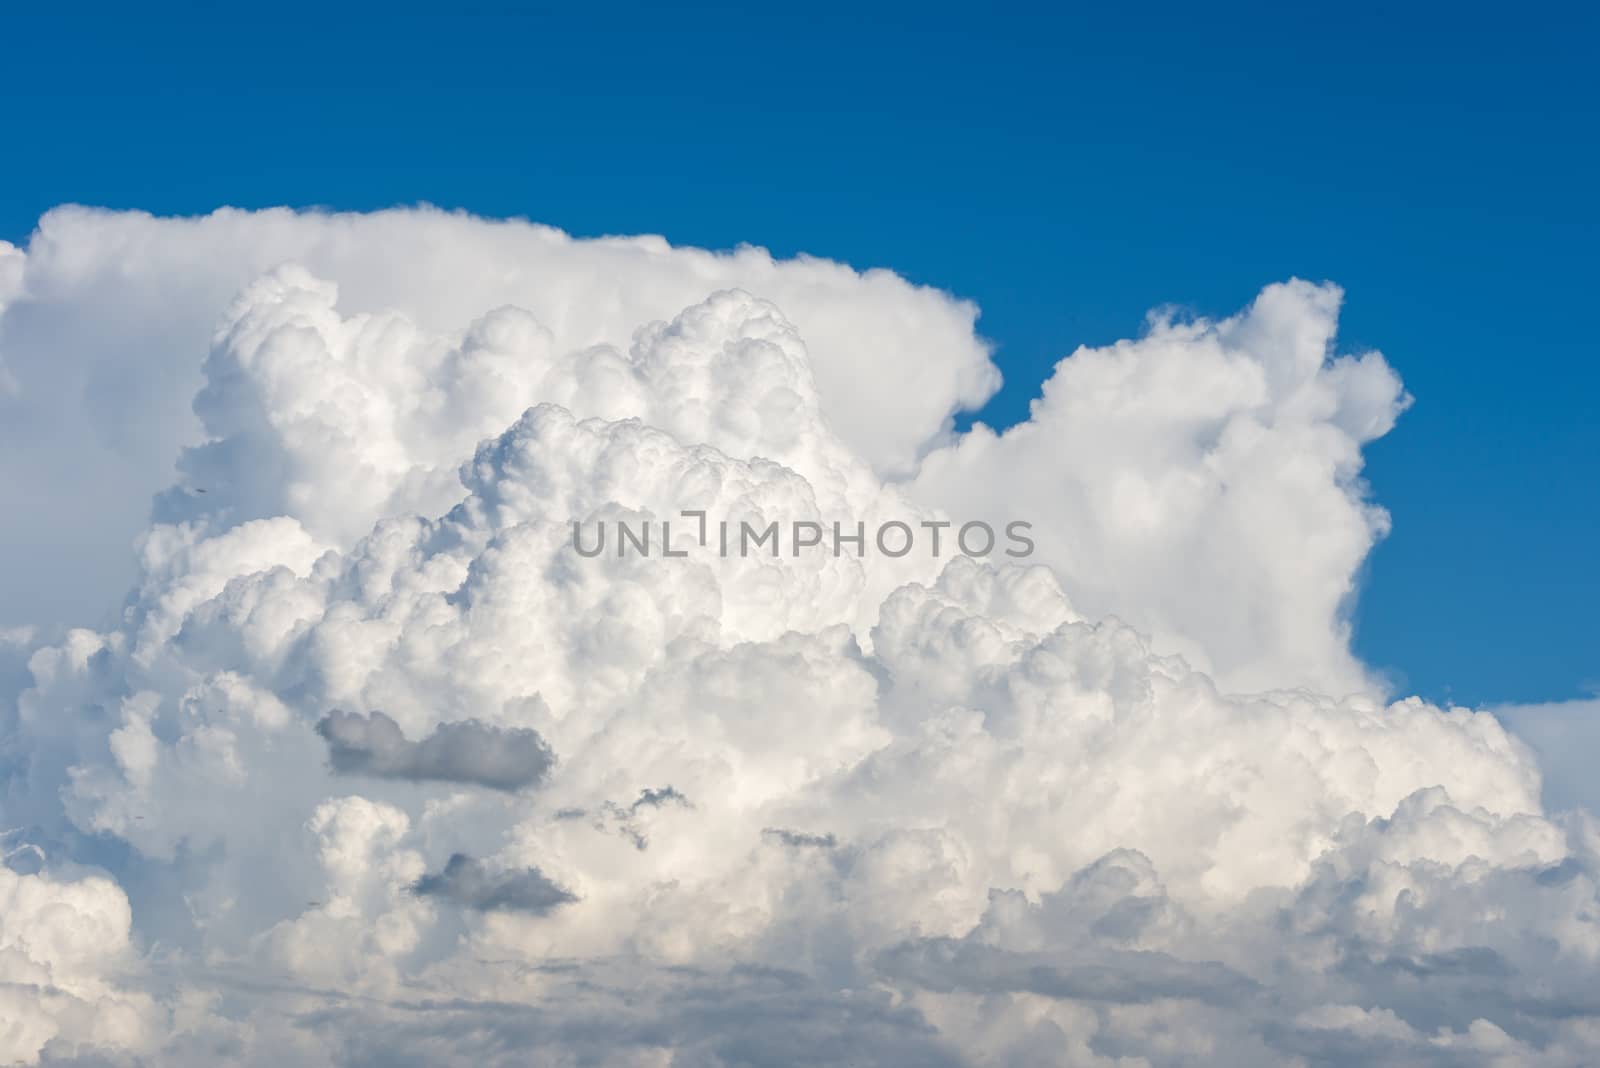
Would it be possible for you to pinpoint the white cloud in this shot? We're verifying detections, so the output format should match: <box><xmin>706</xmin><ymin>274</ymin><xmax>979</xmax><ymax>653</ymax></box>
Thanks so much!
<box><xmin>913</xmin><ymin>280</ymin><xmax>1408</xmax><ymax>695</ymax></box>
<box><xmin>0</xmin><ymin>207</ymin><xmax>994</xmax><ymax>631</ymax></box>
<box><xmin>0</xmin><ymin>865</ymin><xmax>153</xmax><ymax>1065</ymax></box>
<box><xmin>0</xmin><ymin>208</ymin><xmax>1593</xmax><ymax>1066</ymax></box>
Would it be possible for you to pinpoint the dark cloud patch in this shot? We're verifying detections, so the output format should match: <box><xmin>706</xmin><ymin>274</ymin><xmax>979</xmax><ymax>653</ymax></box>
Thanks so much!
<box><xmin>1327</xmin><ymin>946</ymin><xmax>1549</xmax><ymax>1040</ymax></box>
<box><xmin>412</xmin><ymin>853</ymin><xmax>576</xmax><ymax>914</ymax></box>
<box><xmin>577</xmin><ymin>786</ymin><xmax>693</xmax><ymax>851</ymax></box>
<box><xmin>762</xmin><ymin>828</ymin><xmax>837</xmax><ymax>849</ymax></box>
<box><xmin>632</xmin><ymin>785</ymin><xmax>689</xmax><ymax>811</ymax></box>
<box><xmin>316</xmin><ymin>710</ymin><xmax>553</xmax><ymax>791</ymax></box>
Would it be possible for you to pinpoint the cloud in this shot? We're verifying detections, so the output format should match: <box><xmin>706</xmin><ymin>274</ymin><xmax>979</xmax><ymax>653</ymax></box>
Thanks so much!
<box><xmin>763</xmin><ymin>828</ymin><xmax>838</xmax><ymax>849</ymax></box>
<box><xmin>631</xmin><ymin>785</ymin><xmax>690</xmax><ymax>810</ymax></box>
<box><xmin>316</xmin><ymin>709</ymin><xmax>554</xmax><ymax>791</ymax></box>
<box><xmin>1494</xmin><ymin>698</ymin><xmax>1600</xmax><ymax>814</ymax></box>
<box><xmin>0</xmin><ymin>208</ymin><xmax>1595</xmax><ymax>1066</ymax></box>
<box><xmin>411</xmin><ymin>853</ymin><xmax>576</xmax><ymax>914</ymax></box>
<box><xmin>0</xmin><ymin>207</ymin><xmax>995</xmax><ymax>632</ymax></box>
<box><xmin>0</xmin><ymin>866</ymin><xmax>153</xmax><ymax>1065</ymax></box>
<box><xmin>876</xmin><ymin>938</ymin><xmax>1261</xmax><ymax>1006</ymax></box>
<box><xmin>912</xmin><ymin>280</ymin><xmax>1408</xmax><ymax>694</ymax></box>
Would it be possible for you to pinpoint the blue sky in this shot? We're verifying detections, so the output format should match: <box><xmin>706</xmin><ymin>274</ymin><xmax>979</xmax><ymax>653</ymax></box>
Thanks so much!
<box><xmin>3</xmin><ymin>1</ymin><xmax>1595</xmax><ymax>705</ymax></box>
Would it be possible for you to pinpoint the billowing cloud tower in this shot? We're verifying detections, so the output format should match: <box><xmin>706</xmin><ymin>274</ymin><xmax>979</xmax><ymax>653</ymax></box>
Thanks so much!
<box><xmin>0</xmin><ymin>208</ymin><xmax>1594</xmax><ymax>1067</ymax></box>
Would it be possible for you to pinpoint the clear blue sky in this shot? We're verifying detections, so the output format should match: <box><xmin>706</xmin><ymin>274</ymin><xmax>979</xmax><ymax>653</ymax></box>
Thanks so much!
<box><xmin>2</xmin><ymin>1</ymin><xmax>1595</xmax><ymax>705</ymax></box>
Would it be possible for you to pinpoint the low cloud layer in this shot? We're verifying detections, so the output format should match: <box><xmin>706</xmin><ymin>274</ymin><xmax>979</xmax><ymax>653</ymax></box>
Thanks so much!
<box><xmin>0</xmin><ymin>208</ymin><xmax>1592</xmax><ymax>1066</ymax></box>
<box><xmin>316</xmin><ymin>709</ymin><xmax>554</xmax><ymax>791</ymax></box>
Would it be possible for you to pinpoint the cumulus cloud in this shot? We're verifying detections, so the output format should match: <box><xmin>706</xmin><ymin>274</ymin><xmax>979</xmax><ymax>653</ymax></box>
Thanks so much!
<box><xmin>0</xmin><ymin>207</ymin><xmax>1593</xmax><ymax>1067</ymax></box>
<box><xmin>0</xmin><ymin>207</ymin><xmax>994</xmax><ymax>630</ymax></box>
<box><xmin>0</xmin><ymin>865</ymin><xmax>152</xmax><ymax>1065</ymax></box>
<box><xmin>913</xmin><ymin>280</ymin><xmax>1408</xmax><ymax>694</ymax></box>
<box><xmin>316</xmin><ymin>709</ymin><xmax>554</xmax><ymax>791</ymax></box>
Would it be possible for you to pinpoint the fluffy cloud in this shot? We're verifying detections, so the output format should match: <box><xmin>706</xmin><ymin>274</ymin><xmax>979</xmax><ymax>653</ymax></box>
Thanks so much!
<box><xmin>914</xmin><ymin>280</ymin><xmax>1407</xmax><ymax>694</ymax></box>
<box><xmin>0</xmin><ymin>208</ymin><xmax>1593</xmax><ymax>1066</ymax></box>
<box><xmin>0</xmin><ymin>208</ymin><xmax>993</xmax><ymax>630</ymax></box>
<box><xmin>0</xmin><ymin>865</ymin><xmax>152</xmax><ymax>1065</ymax></box>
